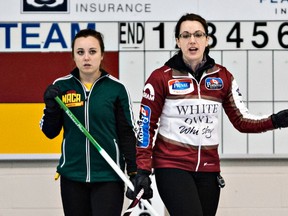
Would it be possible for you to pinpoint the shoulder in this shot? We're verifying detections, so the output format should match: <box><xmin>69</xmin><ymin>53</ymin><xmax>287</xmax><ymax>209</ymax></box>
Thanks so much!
<box><xmin>214</xmin><ymin>64</ymin><xmax>232</xmax><ymax>74</ymax></box>
<box><xmin>208</xmin><ymin>64</ymin><xmax>234</xmax><ymax>78</ymax></box>
<box><xmin>153</xmin><ymin>65</ymin><xmax>171</xmax><ymax>74</ymax></box>
<box><xmin>53</xmin><ymin>74</ymin><xmax>73</xmax><ymax>85</ymax></box>
<box><xmin>102</xmin><ymin>74</ymin><xmax>131</xmax><ymax>95</ymax></box>
<box><xmin>147</xmin><ymin>65</ymin><xmax>172</xmax><ymax>81</ymax></box>
<box><xmin>105</xmin><ymin>74</ymin><xmax>125</xmax><ymax>87</ymax></box>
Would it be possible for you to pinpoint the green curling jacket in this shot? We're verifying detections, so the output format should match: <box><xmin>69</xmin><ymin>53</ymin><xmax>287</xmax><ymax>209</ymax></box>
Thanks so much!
<box><xmin>40</xmin><ymin>67</ymin><xmax>137</xmax><ymax>182</ymax></box>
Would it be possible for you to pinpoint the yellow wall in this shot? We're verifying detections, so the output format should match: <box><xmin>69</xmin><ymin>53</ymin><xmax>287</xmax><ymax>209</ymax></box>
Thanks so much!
<box><xmin>0</xmin><ymin>103</ymin><xmax>62</xmax><ymax>155</ymax></box>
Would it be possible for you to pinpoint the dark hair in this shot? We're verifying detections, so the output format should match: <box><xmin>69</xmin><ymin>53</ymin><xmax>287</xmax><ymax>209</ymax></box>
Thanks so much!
<box><xmin>174</xmin><ymin>13</ymin><xmax>209</xmax><ymax>54</ymax></box>
<box><xmin>174</xmin><ymin>13</ymin><xmax>208</xmax><ymax>39</ymax></box>
<box><xmin>71</xmin><ymin>29</ymin><xmax>105</xmax><ymax>57</ymax></box>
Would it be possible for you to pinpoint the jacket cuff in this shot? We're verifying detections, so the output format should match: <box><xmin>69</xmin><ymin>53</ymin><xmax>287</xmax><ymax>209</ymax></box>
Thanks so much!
<box><xmin>137</xmin><ymin>169</ymin><xmax>151</xmax><ymax>176</ymax></box>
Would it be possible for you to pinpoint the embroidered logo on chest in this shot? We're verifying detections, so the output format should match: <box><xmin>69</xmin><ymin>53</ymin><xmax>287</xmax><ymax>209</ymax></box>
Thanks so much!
<box><xmin>168</xmin><ymin>79</ymin><xmax>194</xmax><ymax>95</ymax></box>
<box><xmin>62</xmin><ymin>90</ymin><xmax>84</xmax><ymax>107</ymax></box>
<box><xmin>205</xmin><ymin>78</ymin><xmax>223</xmax><ymax>90</ymax></box>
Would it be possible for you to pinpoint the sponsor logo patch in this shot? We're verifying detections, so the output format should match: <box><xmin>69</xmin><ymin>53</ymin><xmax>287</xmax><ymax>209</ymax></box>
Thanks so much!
<box><xmin>143</xmin><ymin>83</ymin><xmax>155</xmax><ymax>101</ymax></box>
<box><xmin>62</xmin><ymin>90</ymin><xmax>84</xmax><ymax>107</ymax></box>
<box><xmin>205</xmin><ymin>77</ymin><xmax>223</xmax><ymax>90</ymax></box>
<box><xmin>137</xmin><ymin>105</ymin><xmax>151</xmax><ymax>148</ymax></box>
<box><xmin>168</xmin><ymin>79</ymin><xmax>194</xmax><ymax>95</ymax></box>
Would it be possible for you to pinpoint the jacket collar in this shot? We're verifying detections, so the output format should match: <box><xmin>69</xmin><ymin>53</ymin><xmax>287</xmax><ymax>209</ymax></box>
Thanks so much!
<box><xmin>71</xmin><ymin>67</ymin><xmax>109</xmax><ymax>80</ymax></box>
<box><xmin>165</xmin><ymin>52</ymin><xmax>216</xmax><ymax>81</ymax></box>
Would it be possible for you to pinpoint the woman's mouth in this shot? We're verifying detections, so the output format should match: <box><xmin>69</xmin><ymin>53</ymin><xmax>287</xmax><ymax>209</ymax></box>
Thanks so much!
<box><xmin>189</xmin><ymin>47</ymin><xmax>198</xmax><ymax>52</ymax></box>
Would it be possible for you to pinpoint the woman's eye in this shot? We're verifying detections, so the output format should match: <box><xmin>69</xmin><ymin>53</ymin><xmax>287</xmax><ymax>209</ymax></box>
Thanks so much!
<box><xmin>194</xmin><ymin>32</ymin><xmax>204</xmax><ymax>38</ymax></box>
<box><xmin>89</xmin><ymin>50</ymin><xmax>97</xmax><ymax>55</ymax></box>
<box><xmin>183</xmin><ymin>34</ymin><xmax>191</xmax><ymax>39</ymax></box>
<box><xmin>77</xmin><ymin>50</ymin><xmax>84</xmax><ymax>55</ymax></box>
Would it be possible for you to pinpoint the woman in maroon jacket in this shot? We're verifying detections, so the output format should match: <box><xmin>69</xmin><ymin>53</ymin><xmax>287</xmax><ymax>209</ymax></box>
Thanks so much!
<box><xmin>129</xmin><ymin>13</ymin><xmax>288</xmax><ymax>216</ymax></box>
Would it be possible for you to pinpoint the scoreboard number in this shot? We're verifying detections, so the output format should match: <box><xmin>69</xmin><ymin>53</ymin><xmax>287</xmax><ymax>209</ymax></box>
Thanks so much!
<box><xmin>208</xmin><ymin>21</ymin><xmax>288</xmax><ymax>50</ymax></box>
<box><xmin>153</xmin><ymin>22</ymin><xmax>165</xmax><ymax>48</ymax></box>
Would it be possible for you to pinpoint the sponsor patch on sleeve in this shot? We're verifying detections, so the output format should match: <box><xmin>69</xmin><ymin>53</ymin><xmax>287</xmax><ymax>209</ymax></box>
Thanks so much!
<box><xmin>137</xmin><ymin>104</ymin><xmax>151</xmax><ymax>148</ymax></box>
<box><xmin>143</xmin><ymin>83</ymin><xmax>155</xmax><ymax>101</ymax></box>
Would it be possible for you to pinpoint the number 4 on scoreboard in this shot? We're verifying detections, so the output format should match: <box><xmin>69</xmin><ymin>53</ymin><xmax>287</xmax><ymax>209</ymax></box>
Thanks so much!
<box><xmin>226</xmin><ymin>22</ymin><xmax>244</xmax><ymax>48</ymax></box>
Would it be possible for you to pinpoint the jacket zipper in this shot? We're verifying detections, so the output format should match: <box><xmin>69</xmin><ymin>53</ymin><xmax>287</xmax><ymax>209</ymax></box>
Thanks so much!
<box><xmin>77</xmin><ymin>76</ymin><xmax>107</xmax><ymax>182</ymax></box>
<box><xmin>194</xmin><ymin>69</ymin><xmax>220</xmax><ymax>172</ymax></box>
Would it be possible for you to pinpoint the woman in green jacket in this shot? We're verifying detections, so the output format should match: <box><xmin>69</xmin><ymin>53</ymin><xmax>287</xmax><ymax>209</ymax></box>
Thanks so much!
<box><xmin>40</xmin><ymin>29</ymin><xmax>137</xmax><ymax>216</ymax></box>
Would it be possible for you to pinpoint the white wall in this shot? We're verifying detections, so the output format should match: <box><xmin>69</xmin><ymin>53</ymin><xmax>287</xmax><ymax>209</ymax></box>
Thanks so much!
<box><xmin>1</xmin><ymin>159</ymin><xmax>288</xmax><ymax>216</ymax></box>
<box><xmin>218</xmin><ymin>159</ymin><xmax>288</xmax><ymax>216</ymax></box>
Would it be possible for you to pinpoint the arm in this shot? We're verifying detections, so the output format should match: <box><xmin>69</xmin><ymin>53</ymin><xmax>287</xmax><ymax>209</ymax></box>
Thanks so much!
<box><xmin>136</xmin><ymin>68</ymin><xmax>167</xmax><ymax>172</ymax></box>
<box><xmin>115</xmin><ymin>85</ymin><xmax>137</xmax><ymax>175</ymax></box>
<box><xmin>126</xmin><ymin>68</ymin><xmax>167</xmax><ymax>200</ymax></box>
<box><xmin>223</xmin><ymin>78</ymin><xmax>284</xmax><ymax>133</ymax></box>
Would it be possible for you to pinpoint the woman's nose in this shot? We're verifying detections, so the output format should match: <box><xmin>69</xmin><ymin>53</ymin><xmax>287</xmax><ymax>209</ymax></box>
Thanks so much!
<box><xmin>84</xmin><ymin>53</ymin><xmax>90</xmax><ymax>60</ymax></box>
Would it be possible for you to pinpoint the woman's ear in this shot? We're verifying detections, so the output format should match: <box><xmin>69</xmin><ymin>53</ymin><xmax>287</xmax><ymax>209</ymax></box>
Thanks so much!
<box><xmin>205</xmin><ymin>36</ymin><xmax>210</xmax><ymax>47</ymax></box>
<box><xmin>176</xmin><ymin>38</ymin><xmax>180</xmax><ymax>49</ymax></box>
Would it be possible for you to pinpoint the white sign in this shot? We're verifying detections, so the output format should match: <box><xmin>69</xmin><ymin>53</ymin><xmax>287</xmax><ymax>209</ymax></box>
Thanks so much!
<box><xmin>1</xmin><ymin>0</ymin><xmax>288</xmax><ymax>22</ymax></box>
